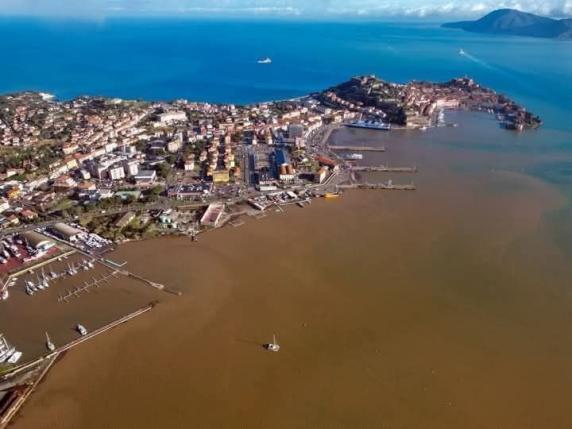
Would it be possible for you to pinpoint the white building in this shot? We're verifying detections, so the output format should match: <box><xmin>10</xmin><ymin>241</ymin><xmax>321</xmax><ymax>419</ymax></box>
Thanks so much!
<box><xmin>123</xmin><ymin>160</ymin><xmax>140</xmax><ymax>177</ymax></box>
<box><xmin>109</xmin><ymin>165</ymin><xmax>126</xmax><ymax>181</ymax></box>
<box><xmin>0</xmin><ymin>198</ymin><xmax>9</xmax><ymax>213</ymax></box>
<box><xmin>158</xmin><ymin>111</ymin><xmax>187</xmax><ymax>124</ymax></box>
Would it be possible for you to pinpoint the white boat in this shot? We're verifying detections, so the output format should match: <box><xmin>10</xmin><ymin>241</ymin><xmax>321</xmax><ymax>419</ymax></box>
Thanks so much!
<box><xmin>1</xmin><ymin>289</ymin><xmax>9</xmax><ymax>301</ymax></box>
<box><xmin>265</xmin><ymin>334</ymin><xmax>280</xmax><ymax>352</ymax></box>
<box><xmin>459</xmin><ymin>48</ymin><xmax>466</xmax><ymax>56</ymax></box>
<box><xmin>46</xmin><ymin>332</ymin><xmax>56</xmax><ymax>352</ymax></box>
<box><xmin>36</xmin><ymin>276</ymin><xmax>45</xmax><ymax>290</ymax></box>
<box><xmin>0</xmin><ymin>348</ymin><xmax>15</xmax><ymax>363</ymax></box>
<box><xmin>41</xmin><ymin>269</ymin><xmax>50</xmax><ymax>288</ymax></box>
<box><xmin>76</xmin><ymin>324</ymin><xmax>88</xmax><ymax>336</ymax></box>
<box><xmin>49</xmin><ymin>266</ymin><xmax>58</xmax><ymax>279</ymax></box>
<box><xmin>67</xmin><ymin>263</ymin><xmax>77</xmax><ymax>276</ymax></box>
<box><xmin>25</xmin><ymin>285</ymin><xmax>34</xmax><ymax>296</ymax></box>
<box><xmin>343</xmin><ymin>153</ymin><xmax>363</xmax><ymax>160</ymax></box>
<box><xmin>7</xmin><ymin>351</ymin><xmax>22</xmax><ymax>364</ymax></box>
<box><xmin>257</xmin><ymin>57</ymin><xmax>272</xmax><ymax>64</ymax></box>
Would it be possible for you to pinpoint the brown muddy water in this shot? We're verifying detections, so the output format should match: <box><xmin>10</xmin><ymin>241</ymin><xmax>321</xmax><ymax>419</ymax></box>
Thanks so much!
<box><xmin>9</xmin><ymin>112</ymin><xmax>572</xmax><ymax>428</ymax></box>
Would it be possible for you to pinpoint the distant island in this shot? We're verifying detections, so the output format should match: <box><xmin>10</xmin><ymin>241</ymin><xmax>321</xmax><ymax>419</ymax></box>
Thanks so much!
<box><xmin>443</xmin><ymin>9</ymin><xmax>572</xmax><ymax>40</ymax></box>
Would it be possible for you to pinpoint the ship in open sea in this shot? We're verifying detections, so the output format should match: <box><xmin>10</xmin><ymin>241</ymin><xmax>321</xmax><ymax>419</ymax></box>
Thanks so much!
<box><xmin>346</xmin><ymin>120</ymin><xmax>391</xmax><ymax>131</ymax></box>
<box><xmin>257</xmin><ymin>57</ymin><xmax>272</xmax><ymax>64</ymax></box>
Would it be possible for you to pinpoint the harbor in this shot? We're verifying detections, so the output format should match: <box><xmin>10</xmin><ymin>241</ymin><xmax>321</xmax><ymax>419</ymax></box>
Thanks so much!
<box><xmin>0</xmin><ymin>247</ymin><xmax>168</xmax><ymax>372</ymax></box>
<box><xmin>2</xmin><ymin>111</ymin><xmax>572</xmax><ymax>428</ymax></box>
<box><xmin>0</xmin><ymin>302</ymin><xmax>156</xmax><ymax>429</ymax></box>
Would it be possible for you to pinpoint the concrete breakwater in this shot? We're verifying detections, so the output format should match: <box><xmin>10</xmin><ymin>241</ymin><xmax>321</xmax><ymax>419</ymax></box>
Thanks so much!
<box><xmin>0</xmin><ymin>302</ymin><xmax>157</xmax><ymax>428</ymax></box>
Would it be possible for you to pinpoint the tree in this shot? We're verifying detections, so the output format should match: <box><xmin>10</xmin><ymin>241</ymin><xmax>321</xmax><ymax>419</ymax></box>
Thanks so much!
<box><xmin>155</xmin><ymin>163</ymin><xmax>171</xmax><ymax>179</ymax></box>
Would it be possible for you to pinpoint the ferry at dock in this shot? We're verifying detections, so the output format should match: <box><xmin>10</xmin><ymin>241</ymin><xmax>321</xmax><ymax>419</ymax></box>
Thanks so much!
<box><xmin>346</xmin><ymin>120</ymin><xmax>391</xmax><ymax>131</ymax></box>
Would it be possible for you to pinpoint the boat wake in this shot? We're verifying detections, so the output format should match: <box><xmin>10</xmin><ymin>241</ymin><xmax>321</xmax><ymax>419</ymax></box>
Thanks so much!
<box><xmin>458</xmin><ymin>48</ymin><xmax>500</xmax><ymax>72</ymax></box>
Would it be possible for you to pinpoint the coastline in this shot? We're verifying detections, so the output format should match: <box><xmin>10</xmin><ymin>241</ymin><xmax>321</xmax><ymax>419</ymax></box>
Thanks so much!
<box><xmin>10</xmin><ymin>169</ymin><xmax>572</xmax><ymax>428</ymax></box>
<box><xmin>5</xmin><ymin>111</ymin><xmax>572</xmax><ymax>427</ymax></box>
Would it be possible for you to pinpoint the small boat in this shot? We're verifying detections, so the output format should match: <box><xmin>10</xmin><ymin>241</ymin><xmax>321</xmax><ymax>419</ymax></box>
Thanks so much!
<box><xmin>36</xmin><ymin>276</ymin><xmax>45</xmax><ymax>290</ymax></box>
<box><xmin>67</xmin><ymin>263</ymin><xmax>77</xmax><ymax>276</ymax></box>
<box><xmin>76</xmin><ymin>324</ymin><xmax>88</xmax><ymax>336</ymax></box>
<box><xmin>7</xmin><ymin>351</ymin><xmax>22</xmax><ymax>364</ymax></box>
<box><xmin>0</xmin><ymin>348</ymin><xmax>15</xmax><ymax>363</ymax></box>
<box><xmin>257</xmin><ymin>57</ymin><xmax>272</xmax><ymax>64</ymax></box>
<box><xmin>264</xmin><ymin>334</ymin><xmax>280</xmax><ymax>352</ymax></box>
<box><xmin>459</xmin><ymin>48</ymin><xmax>466</xmax><ymax>56</ymax></box>
<box><xmin>46</xmin><ymin>332</ymin><xmax>56</xmax><ymax>352</ymax></box>
<box><xmin>1</xmin><ymin>289</ymin><xmax>9</xmax><ymax>301</ymax></box>
<box><xmin>324</xmin><ymin>192</ymin><xmax>340</xmax><ymax>199</ymax></box>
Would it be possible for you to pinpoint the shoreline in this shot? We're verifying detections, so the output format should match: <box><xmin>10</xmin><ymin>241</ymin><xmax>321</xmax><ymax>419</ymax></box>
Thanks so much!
<box><xmin>0</xmin><ymin>80</ymin><xmax>548</xmax><ymax>427</ymax></box>
<box><xmin>7</xmin><ymin>166</ymin><xmax>572</xmax><ymax>424</ymax></box>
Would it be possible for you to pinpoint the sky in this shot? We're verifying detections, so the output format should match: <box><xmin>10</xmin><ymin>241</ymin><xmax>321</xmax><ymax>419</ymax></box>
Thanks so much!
<box><xmin>0</xmin><ymin>0</ymin><xmax>571</xmax><ymax>19</ymax></box>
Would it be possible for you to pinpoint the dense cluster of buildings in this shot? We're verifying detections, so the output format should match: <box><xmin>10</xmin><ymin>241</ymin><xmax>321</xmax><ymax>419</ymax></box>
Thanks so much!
<box><xmin>0</xmin><ymin>75</ymin><xmax>540</xmax><ymax>231</ymax></box>
<box><xmin>321</xmin><ymin>75</ymin><xmax>542</xmax><ymax>130</ymax></box>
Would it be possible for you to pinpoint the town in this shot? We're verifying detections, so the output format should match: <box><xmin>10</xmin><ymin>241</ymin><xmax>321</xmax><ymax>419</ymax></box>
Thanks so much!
<box><xmin>0</xmin><ymin>74</ymin><xmax>542</xmax><ymax>426</ymax></box>
<box><xmin>0</xmin><ymin>75</ymin><xmax>540</xmax><ymax>302</ymax></box>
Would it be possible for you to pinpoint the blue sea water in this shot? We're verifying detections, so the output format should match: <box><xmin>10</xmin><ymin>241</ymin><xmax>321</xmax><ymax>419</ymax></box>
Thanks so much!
<box><xmin>0</xmin><ymin>18</ymin><xmax>570</xmax><ymax>131</ymax></box>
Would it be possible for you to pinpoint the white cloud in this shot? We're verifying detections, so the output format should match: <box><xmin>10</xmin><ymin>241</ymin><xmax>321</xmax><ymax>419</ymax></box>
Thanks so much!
<box><xmin>0</xmin><ymin>0</ymin><xmax>571</xmax><ymax>18</ymax></box>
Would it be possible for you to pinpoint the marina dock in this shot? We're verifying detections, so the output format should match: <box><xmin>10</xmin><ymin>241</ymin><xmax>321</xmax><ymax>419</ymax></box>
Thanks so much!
<box><xmin>0</xmin><ymin>302</ymin><xmax>156</xmax><ymax>428</ymax></box>
<box><xmin>58</xmin><ymin>271</ymin><xmax>119</xmax><ymax>303</ymax></box>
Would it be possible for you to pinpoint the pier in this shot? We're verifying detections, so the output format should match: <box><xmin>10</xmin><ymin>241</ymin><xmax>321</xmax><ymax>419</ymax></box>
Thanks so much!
<box><xmin>122</xmin><ymin>270</ymin><xmax>181</xmax><ymax>296</ymax></box>
<box><xmin>9</xmin><ymin>250</ymin><xmax>76</xmax><ymax>278</ymax></box>
<box><xmin>0</xmin><ymin>302</ymin><xmax>156</xmax><ymax>428</ymax></box>
<box><xmin>350</xmin><ymin>165</ymin><xmax>417</xmax><ymax>173</ymax></box>
<box><xmin>338</xmin><ymin>182</ymin><xmax>416</xmax><ymax>191</ymax></box>
<box><xmin>58</xmin><ymin>271</ymin><xmax>119</xmax><ymax>303</ymax></box>
<box><xmin>329</xmin><ymin>145</ymin><xmax>386</xmax><ymax>152</ymax></box>
<box><xmin>102</xmin><ymin>259</ymin><xmax>127</xmax><ymax>268</ymax></box>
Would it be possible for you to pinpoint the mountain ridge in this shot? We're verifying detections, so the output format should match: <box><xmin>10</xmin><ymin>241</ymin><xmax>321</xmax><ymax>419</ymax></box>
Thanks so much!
<box><xmin>443</xmin><ymin>9</ymin><xmax>572</xmax><ymax>40</ymax></box>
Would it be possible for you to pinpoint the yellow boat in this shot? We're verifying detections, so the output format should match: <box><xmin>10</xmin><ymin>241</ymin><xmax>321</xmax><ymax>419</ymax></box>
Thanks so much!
<box><xmin>324</xmin><ymin>192</ymin><xmax>340</xmax><ymax>199</ymax></box>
